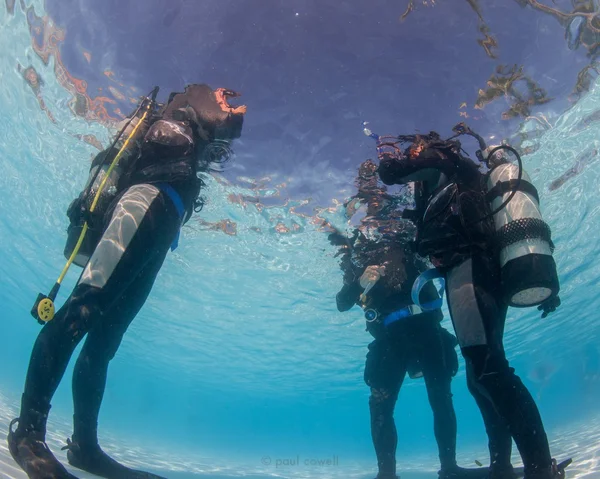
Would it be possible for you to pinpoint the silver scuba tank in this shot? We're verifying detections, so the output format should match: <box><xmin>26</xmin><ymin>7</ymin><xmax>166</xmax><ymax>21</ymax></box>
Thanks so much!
<box><xmin>484</xmin><ymin>146</ymin><xmax>559</xmax><ymax>307</ymax></box>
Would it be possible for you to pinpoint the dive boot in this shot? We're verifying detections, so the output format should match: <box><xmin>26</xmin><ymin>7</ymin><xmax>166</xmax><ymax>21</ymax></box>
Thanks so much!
<box><xmin>63</xmin><ymin>439</ymin><xmax>166</xmax><ymax>479</ymax></box>
<box><xmin>8</xmin><ymin>418</ymin><xmax>80</xmax><ymax>479</ymax></box>
<box><xmin>523</xmin><ymin>458</ymin><xmax>572</xmax><ymax>479</ymax></box>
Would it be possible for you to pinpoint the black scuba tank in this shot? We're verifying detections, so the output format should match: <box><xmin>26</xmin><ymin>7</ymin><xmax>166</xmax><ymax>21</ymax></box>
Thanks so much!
<box><xmin>63</xmin><ymin>104</ymin><xmax>154</xmax><ymax>267</ymax></box>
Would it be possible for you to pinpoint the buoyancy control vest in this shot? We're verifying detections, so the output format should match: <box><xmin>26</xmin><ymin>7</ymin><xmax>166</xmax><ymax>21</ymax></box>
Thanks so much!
<box><xmin>401</xmin><ymin>148</ymin><xmax>497</xmax><ymax>272</ymax></box>
<box><xmin>64</xmin><ymin>84</ymin><xmax>246</xmax><ymax>267</ymax></box>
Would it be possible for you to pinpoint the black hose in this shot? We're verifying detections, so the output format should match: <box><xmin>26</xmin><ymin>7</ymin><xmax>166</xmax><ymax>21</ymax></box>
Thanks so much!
<box><xmin>467</xmin><ymin>144</ymin><xmax>523</xmax><ymax>226</ymax></box>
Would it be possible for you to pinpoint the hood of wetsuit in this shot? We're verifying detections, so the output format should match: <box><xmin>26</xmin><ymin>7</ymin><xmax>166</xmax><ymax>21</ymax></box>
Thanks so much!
<box><xmin>162</xmin><ymin>84</ymin><xmax>246</xmax><ymax>142</ymax></box>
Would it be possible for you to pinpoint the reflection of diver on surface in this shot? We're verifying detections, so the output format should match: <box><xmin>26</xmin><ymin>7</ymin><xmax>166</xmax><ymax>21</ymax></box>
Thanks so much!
<box><xmin>18</xmin><ymin>62</ymin><xmax>57</xmax><ymax>124</ymax></box>
<box><xmin>8</xmin><ymin>84</ymin><xmax>246</xmax><ymax>479</ymax></box>
<box><xmin>514</xmin><ymin>0</ymin><xmax>600</xmax><ymax>100</ymax></box>
<box><xmin>17</xmin><ymin>62</ymin><xmax>105</xmax><ymax>150</ymax></box>
<box><xmin>197</xmin><ymin>217</ymin><xmax>238</xmax><ymax>235</ymax></box>
<box><xmin>400</xmin><ymin>0</ymin><xmax>498</xmax><ymax>58</ymax></box>
<box><xmin>475</xmin><ymin>65</ymin><xmax>552</xmax><ymax>120</ymax></box>
<box><xmin>508</xmin><ymin>114</ymin><xmax>554</xmax><ymax>157</ymax></box>
<box><xmin>331</xmin><ymin>160</ymin><xmax>487</xmax><ymax>479</ymax></box>
<box><xmin>369</xmin><ymin>121</ymin><xmax>570</xmax><ymax>479</ymax></box>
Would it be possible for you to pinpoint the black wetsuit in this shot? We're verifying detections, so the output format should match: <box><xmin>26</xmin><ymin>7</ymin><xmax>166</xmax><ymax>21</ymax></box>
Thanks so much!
<box><xmin>377</xmin><ymin>142</ymin><xmax>554</xmax><ymax>478</ymax></box>
<box><xmin>10</xmin><ymin>84</ymin><xmax>245</xmax><ymax>479</ymax></box>
<box><xmin>335</xmin><ymin>236</ymin><xmax>462</xmax><ymax>477</ymax></box>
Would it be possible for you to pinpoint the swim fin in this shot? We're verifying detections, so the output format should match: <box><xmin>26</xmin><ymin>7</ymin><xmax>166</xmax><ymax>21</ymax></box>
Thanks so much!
<box><xmin>8</xmin><ymin>419</ymin><xmax>80</xmax><ymax>479</ymax></box>
<box><xmin>508</xmin><ymin>458</ymin><xmax>572</xmax><ymax>479</ymax></box>
<box><xmin>438</xmin><ymin>465</ymin><xmax>492</xmax><ymax>479</ymax></box>
<box><xmin>63</xmin><ymin>439</ymin><xmax>166</xmax><ymax>479</ymax></box>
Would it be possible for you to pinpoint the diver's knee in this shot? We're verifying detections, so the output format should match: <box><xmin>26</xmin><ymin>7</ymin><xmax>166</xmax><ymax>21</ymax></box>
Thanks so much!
<box><xmin>369</xmin><ymin>387</ymin><xmax>396</xmax><ymax>416</ymax></box>
<box><xmin>462</xmin><ymin>345</ymin><xmax>506</xmax><ymax>373</ymax></box>
<box><xmin>44</xmin><ymin>298</ymin><xmax>98</xmax><ymax>344</ymax></box>
<box><xmin>462</xmin><ymin>345</ymin><xmax>516</xmax><ymax>394</ymax></box>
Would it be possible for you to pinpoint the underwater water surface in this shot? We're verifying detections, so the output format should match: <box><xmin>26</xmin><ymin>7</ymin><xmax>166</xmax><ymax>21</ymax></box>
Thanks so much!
<box><xmin>0</xmin><ymin>1</ymin><xmax>600</xmax><ymax>478</ymax></box>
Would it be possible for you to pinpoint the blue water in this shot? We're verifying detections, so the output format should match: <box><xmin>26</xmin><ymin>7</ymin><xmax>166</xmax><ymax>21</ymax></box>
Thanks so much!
<box><xmin>1</xmin><ymin>1</ymin><xmax>600</xmax><ymax>478</ymax></box>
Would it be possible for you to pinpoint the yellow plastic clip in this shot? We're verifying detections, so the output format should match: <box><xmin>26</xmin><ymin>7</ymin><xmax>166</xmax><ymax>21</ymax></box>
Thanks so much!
<box><xmin>36</xmin><ymin>297</ymin><xmax>55</xmax><ymax>322</ymax></box>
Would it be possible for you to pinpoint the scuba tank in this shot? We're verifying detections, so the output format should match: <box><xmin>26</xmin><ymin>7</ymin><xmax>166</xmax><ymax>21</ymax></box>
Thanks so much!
<box><xmin>63</xmin><ymin>94</ymin><xmax>157</xmax><ymax>267</ymax></box>
<box><xmin>483</xmin><ymin>145</ymin><xmax>560</xmax><ymax>307</ymax></box>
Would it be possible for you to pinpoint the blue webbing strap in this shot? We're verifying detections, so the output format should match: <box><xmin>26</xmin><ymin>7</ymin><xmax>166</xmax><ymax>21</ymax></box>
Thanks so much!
<box><xmin>157</xmin><ymin>183</ymin><xmax>185</xmax><ymax>251</ymax></box>
<box><xmin>411</xmin><ymin>268</ymin><xmax>445</xmax><ymax>311</ymax></box>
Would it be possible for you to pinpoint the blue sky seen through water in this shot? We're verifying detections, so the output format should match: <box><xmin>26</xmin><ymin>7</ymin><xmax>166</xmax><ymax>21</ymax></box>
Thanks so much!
<box><xmin>40</xmin><ymin>0</ymin><xmax>591</xmax><ymax>202</ymax></box>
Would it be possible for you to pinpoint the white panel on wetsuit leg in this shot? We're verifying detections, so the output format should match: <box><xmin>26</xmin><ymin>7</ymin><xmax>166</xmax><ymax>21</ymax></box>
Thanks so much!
<box><xmin>79</xmin><ymin>184</ymin><xmax>161</xmax><ymax>289</ymax></box>
<box><xmin>446</xmin><ymin>258</ymin><xmax>488</xmax><ymax>347</ymax></box>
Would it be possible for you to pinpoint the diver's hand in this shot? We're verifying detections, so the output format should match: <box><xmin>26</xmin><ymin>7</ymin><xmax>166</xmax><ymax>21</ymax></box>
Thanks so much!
<box><xmin>538</xmin><ymin>295</ymin><xmax>561</xmax><ymax>319</ymax></box>
<box><xmin>360</xmin><ymin>265</ymin><xmax>386</xmax><ymax>289</ymax></box>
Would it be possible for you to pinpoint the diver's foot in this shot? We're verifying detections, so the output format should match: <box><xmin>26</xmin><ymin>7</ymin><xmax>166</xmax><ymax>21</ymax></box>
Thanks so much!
<box><xmin>64</xmin><ymin>439</ymin><xmax>166</xmax><ymax>479</ymax></box>
<box><xmin>8</xmin><ymin>419</ymin><xmax>79</xmax><ymax>479</ymax></box>
<box><xmin>439</xmin><ymin>465</ymin><xmax>489</xmax><ymax>479</ymax></box>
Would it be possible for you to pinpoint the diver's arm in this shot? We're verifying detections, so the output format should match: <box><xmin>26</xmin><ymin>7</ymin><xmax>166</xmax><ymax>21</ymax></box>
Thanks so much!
<box><xmin>329</xmin><ymin>229</ymin><xmax>361</xmax><ymax>311</ymax></box>
<box><xmin>335</xmin><ymin>250</ymin><xmax>363</xmax><ymax>312</ymax></box>
<box><xmin>336</xmin><ymin>282</ymin><xmax>362</xmax><ymax>312</ymax></box>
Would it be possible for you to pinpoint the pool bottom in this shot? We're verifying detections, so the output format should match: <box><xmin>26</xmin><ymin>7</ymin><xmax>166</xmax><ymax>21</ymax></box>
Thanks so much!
<box><xmin>0</xmin><ymin>391</ymin><xmax>596</xmax><ymax>479</ymax></box>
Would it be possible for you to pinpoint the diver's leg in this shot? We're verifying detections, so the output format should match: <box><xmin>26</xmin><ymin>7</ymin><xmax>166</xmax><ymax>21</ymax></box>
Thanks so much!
<box><xmin>67</xmin><ymin>265</ymin><xmax>166</xmax><ymax>479</ymax></box>
<box><xmin>7</xmin><ymin>184</ymin><xmax>177</xmax><ymax>479</ymax></box>
<box><xmin>420</xmin><ymin>325</ymin><xmax>458</xmax><ymax>474</ymax></box>
<box><xmin>446</xmin><ymin>256</ymin><xmax>554</xmax><ymax>478</ymax></box>
<box><xmin>365</xmin><ymin>339</ymin><xmax>406</xmax><ymax>479</ymax></box>
<box><xmin>65</xmin><ymin>184</ymin><xmax>178</xmax><ymax>479</ymax></box>
<box><xmin>8</xmin><ymin>285</ymin><xmax>104</xmax><ymax>479</ymax></box>
<box><xmin>464</xmin><ymin>362</ymin><xmax>514</xmax><ymax>478</ymax></box>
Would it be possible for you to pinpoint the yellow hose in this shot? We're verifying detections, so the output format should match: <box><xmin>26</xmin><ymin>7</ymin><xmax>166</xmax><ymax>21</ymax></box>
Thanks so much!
<box><xmin>55</xmin><ymin>106</ymin><xmax>151</xmax><ymax>286</ymax></box>
<box><xmin>33</xmin><ymin>94</ymin><xmax>157</xmax><ymax>323</ymax></box>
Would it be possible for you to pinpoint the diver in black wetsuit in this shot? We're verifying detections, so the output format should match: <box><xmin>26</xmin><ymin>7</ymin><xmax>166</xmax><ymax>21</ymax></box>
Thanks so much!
<box><xmin>8</xmin><ymin>84</ymin><xmax>246</xmax><ymax>479</ymax></box>
<box><xmin>372</xmin><ymin>125</ymin><xmax>568</xmax><ymax>479</ymax></box>
<box><xmin>332</xmin><ymin>160</ymin><xmax>489</xmax><ymax>479</ymax></box>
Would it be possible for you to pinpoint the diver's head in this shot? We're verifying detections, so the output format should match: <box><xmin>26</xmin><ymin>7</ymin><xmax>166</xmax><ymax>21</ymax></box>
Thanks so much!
<box><xmin>406</xmin><ymin>137</ymin><xmax>427</xmax><ymax>160</ymax></box>
<box><xmin>163</xmin><ymin>84</ymin><xmax>247</xmax><ymax>171</ymax></box>
<box><xmin>164</xmin><ymin>84</ymin><xmax>246</xmax><ymax>143</ymax></box>
<box><xmin>358</xmin><ymin>159</ymin><xmax>378</xmax><ymax>179</ymax></box>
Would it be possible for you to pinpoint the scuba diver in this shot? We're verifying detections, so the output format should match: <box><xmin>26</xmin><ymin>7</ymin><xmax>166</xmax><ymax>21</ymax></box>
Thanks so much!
<box><xmin>8</xmin><ymin>84</ymin><xmax>246</xmax><ymax>479</ymax></box>
<box><xmin>331</xmin><ymin>160</ymin><xmax>490</xmax><ymax>479</ymax></box>
<box><xmin>364</xmin><ymin>122</ymin><xmax>570</xmax><ymax>479</ymax></box>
